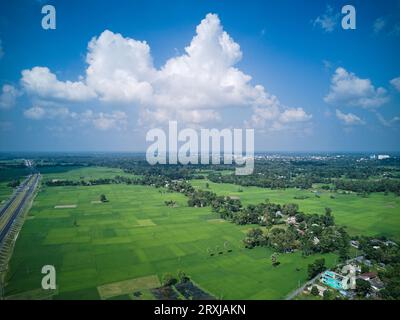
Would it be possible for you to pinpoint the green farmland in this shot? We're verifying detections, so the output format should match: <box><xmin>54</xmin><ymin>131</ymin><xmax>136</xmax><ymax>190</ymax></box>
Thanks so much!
<box><xmin>0</xmin><ymin>182</ymin><xmax>12</xmax><ymax>204</ymax></box>
<box><xmin>4</xmin><ymin>168</ymin><xmax>336</xmax><ymax>300</ymax></box>
<box><xmin>5</xmin><ymin>166</ymin><xmax>400</xmax><ymax>300</ymax></box>
<box><xmin>191</xmin><ymin>179</ymin><xmax>400</xmax><ymax>241</ymax></box>
<box><xmin>40</xmin><ymin>166</ymin><xmax>140</xmax><ymax>181</ymax></box>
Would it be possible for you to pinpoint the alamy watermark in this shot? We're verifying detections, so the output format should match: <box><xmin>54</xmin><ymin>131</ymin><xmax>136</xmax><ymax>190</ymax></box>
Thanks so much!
<box><xmin>145</xmin><ymin>121</ymin><xmax>254</xmax><ymax>175</ymax></box>
<box><xmin>41</xmin><ymin>265</ymin><xmax>56</xmax><ymax>290</ymax></box>
<box><xmin>41</xmin><ymin>5</ymin><xmax>56</xmax><ymax>30</ymax></box>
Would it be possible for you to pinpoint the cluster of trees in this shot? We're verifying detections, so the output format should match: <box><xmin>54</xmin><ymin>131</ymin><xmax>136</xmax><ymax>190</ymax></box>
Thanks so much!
<box><xmin>308</xmin><ymin>258</ymin><xmax>326</xmax><ymax>279</ymax></box>
<box><xmin>334</xmin><ymin>179</ymin><xmax>400</xmax><ymax>195</ymax></box>
<box><xmin>7</xmin><ymin>179</ymin><xmax>20</xmax><ymax>188</ymax></box>
<box><xmin>380</xmin><ymin>263</ymin><xmax>400</xmax><ymax>299</ymax></box>
<box><xmin>353</xmin><ymin>236</ymin><xmax>400</xmax><ymax>299</ymax></box>
<box><xmin>164</xmin><ymin>200</ymin><xmax>176</xmax><ymax>207</ymax></box>
<box><xmin>357</xmin><ymin>236</ymin><xmax>400</xmax><ymax>265</ymax></box>
<box><xmin>182</xmin><ymin>180</ymin><xmax>350</xmax><ymax>256</ymax></box>
<box><xmin>208</xmin><ymin>173</ymin><xmax>400</xmax><ymax>195</ymax></box>
<box><xmin>162</xmin><ymin>270</ymin><xmax>190</xmax><ymax>287</ymax></box>
<box><xmin>208</xmin><ymin>172</ymin><xmax>314</xmax><ymax>189</ymax></box>
<box><xmin>243</xmin><ymin>228</ymin><xmax>267</xmax><ymax>248</ymax></box>
<box><xmin>45</xmin><ymin>178</ymin><xmax>117</xmax><ymax>186</ymax></box>
<box><xmin>242</xmin><ymin>209</ymin><xmax>349</xmax><ymax>257</ymax></box>
<box><xmin>45</xmin><ymin>174</ymin><xmax>171</xmax><ymax>188</ymax></box>
<box><xmin>204</xmin><ymin>156</ymin><xmax>400</xmax><ymax>194</ymax></box>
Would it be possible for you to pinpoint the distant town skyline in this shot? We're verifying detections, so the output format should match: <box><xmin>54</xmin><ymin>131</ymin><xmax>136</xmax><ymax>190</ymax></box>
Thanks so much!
<box><xmin>0</xmin><ymin>0</ymin><xmax>399</xmax><ymax>152</ymax></box>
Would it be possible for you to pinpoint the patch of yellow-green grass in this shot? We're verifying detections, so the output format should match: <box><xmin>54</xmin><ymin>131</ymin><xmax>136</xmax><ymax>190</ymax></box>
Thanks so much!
<box><xmin>97</xmin><ymin>275</ymin><xmax>161</xmax><ymax>300</ymax></box>
<box><xmin>136</xmin><ymin>219</ymin><xmax>156</xmax><ymax>227</ymax></box>
<box><xmin>207</xmin><ymin>218</ymin><xmax>226</xmax><ymax>223</ymax></box>
<box><xmin>54</xmin><ymin>205</ymin><xmax>77</xmax><ymax>209</ymax></box>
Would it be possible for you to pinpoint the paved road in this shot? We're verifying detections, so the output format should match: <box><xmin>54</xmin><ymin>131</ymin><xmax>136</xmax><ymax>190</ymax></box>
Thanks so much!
<box><xmin>0</xmin><ymin>174</ymin><xmax>40</xmax><ymax>245</ymax></box>
<box><xmin>285</xmin><ymin>272</ymin><xmax>324</xmax><ymax>300</ymax></box>
<box><xmin>0</xmin><ymin>176</ymin><xmax>31</xmax><ymax>219</ymax></box>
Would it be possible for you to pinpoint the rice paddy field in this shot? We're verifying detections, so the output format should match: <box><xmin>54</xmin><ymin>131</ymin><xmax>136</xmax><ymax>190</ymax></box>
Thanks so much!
<box><xmin>39</xmin><ymin>166</ymin><xmax>140</xmax><ymax>181</ymax></box>
<box><xmin>4</xmin><ymin>166</ymin><xmax>399</xmax><ymax>300</ymax></box>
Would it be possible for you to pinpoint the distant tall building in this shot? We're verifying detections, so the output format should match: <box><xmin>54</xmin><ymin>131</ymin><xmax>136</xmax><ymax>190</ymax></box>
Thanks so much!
<box><xmin>377</xmin><ymin>155</ymin><xmax>390</xmax><ymax>160</ymax></box>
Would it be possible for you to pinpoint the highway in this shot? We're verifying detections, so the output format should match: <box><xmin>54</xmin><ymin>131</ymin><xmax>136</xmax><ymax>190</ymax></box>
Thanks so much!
<box><xmin>0</xmin><ymin>174</ymin><xmax>40</xmax><ymax>245</ymax></box>
<box><xmin>0</xmin><ymin>176</ymin><xmax>31</xmax><ymax>219</ymax></box>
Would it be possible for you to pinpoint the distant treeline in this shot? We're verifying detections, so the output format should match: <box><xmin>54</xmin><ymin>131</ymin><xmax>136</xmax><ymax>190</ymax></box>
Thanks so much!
<box><xmin>208</xmin><ymin>172</ymin><xmax>314</xmax><ymax>189</ymax></box>
<box><xmin>334</xmin><ymin>179</ymin><xmax>400</xmax><ymax>195</ymax></box>
<box><xmin>208</xmin><ymin>173</ymin><xmax>400</xmax><ymax>195</ymax></box>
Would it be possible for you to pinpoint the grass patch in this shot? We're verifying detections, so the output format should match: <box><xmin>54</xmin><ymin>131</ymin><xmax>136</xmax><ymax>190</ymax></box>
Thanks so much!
<box><xmin>97</xmin><ymin>275</ymin><xmax>161</xmax><ymax>300</ymax></box>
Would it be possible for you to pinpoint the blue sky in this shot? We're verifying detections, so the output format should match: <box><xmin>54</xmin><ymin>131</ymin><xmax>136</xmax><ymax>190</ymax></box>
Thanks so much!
<box><xmin>0</xmin><ymin>0</ymin><xmax>399</xmax><ymax>152</ymax></box>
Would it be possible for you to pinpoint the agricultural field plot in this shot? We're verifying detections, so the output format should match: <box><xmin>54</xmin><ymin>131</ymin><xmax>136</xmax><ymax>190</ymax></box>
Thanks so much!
<box><xmin>0</xmin><ymin>182</ymin><xmax>13</xmax><ymax>204</ymax></box>
<box><xmin>5</xmin><ymin>175</ymin><xmax>336</xmax><ymax>300</ymax></box>
<box><xmin>40</xmin><ymin>166</ymin><xmax>139</xmax><ymax>182</ymax></box>
<box><xmin>191</xmin><ymin>179</ymin><xmax>400</xmax><ymax>241</ymax></box>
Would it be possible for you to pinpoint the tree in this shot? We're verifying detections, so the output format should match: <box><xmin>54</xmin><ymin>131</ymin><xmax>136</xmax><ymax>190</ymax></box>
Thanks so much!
<box><xmin>177</xmin><ymin>270</ymin><xmax>189</xmax><ymax>283</ymax></box>
<box><xmin>379</xmin><ymin>263</ymin><xmax>400</xmax><ymax>300</ymax></box>
<box><xmin>322</xmin><ymin>208</ymin><xmax>335</xmax><ymax>227</ymax></box>
<box><xmin>164</xmin><ymin>200</ymin><xmax>176</xmax><ymax>207</ymax></box>
<box><xmin>243</xmin><ymin>228</ymin><xmax>266</xmax><ymax>248</ymax></box>
<box><xmin>7</xmin><ymin>180</ymin><xmax>20</xmax><ymax>188</ymax></box>
<box><xmin>100</xmin><ymin>194</ymin><xmax>108</xmax><ymax>202</ymax></box>
<box><xmin>339</xmin><ymin>246</ymin><xmax>350</xmax><ymax>262</ymax></box>
<box><xmin>323</xmin><ymin>289</ymin><xmax>333</xmax><ymax>300</ymax></box>
<box><xmin>282</xmin><ymin>203</ymin><xmax>299</xmax><ymax>216</ymax></box>
<box><xmin>162</xmin><ymin>273</ymin><xmax>177</xmax><ymax>286</ymax></box>
<box><xmin>361</xmin><ymin>264</ymin><xmax>370</xmax><ymax>274</ymax></box>
<box><xmin>271</xmin><ymin>253</ymin><xmax>280</xmax><ymax>267</ymax></box>
<box><xmin>311</xmin><ymin>286</ymin><xmax>319</xmax><ymax>296</ymax></box>
<box><xmin>308</xmin><ymin>258</ymin><xmax>326</xmax><ymax>279</ymax></box>
<box><xmin>356</xmin><ymin>278</ymin><xmax>372</xmax><ymax>296</ymax></box>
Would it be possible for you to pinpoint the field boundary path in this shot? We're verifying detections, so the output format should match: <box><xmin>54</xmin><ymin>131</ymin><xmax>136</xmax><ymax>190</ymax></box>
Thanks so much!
<box><xmin>285</xmin><ymin>272</ymin><xmax>323</xmax><ymax>300</ymax></box>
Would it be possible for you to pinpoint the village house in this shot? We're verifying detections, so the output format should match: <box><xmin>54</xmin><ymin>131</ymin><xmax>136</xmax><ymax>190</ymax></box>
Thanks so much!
<box><xmin>287</xmin><ymin>216</ymin><xmax>297</xmax><ymax>225</ymax></box>
<box><xmin>358</xmin><ymin>272</ymin><xmax>377</xmax><ymax>281</ymax></box>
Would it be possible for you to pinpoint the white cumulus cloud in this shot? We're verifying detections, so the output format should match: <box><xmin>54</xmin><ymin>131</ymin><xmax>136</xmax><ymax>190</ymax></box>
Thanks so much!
<box><xmin>89</xmin><ymin>111</ymin><xmax>128</xmax><ymax>131</ymax></box>
<box><xmin>325</xmin><ymin>67</ymin><xmax>388</xmax><ymax>109</ymax></box>
<box><xmin>313</xmin><ymin>5</ymin><xmax>340</xmax><ymax>33</ymax></box>
<box><xmin>373</xmin><ymin>17</ymin><xmax>386</xmax><ymax>34</ymax></box>
<box><xmin>23</xmin><ymin>104</ymin><xmax>127</xmax><ymax>131</ymax></box>
<box><xmin>336</xmin><ymin>109</ymin><xmax>365</xmax><ymax>125</ymax></box>
<box><xmin>21</xmin><ymin>67</ymin><xmax>96</xmax><ymax>101</ymax></box>
<box><xmin>24</xmin><ymin>106</ymin><xmax>47</xmax><ymax>120</ymax></box>
<box><xmin>0</xmin><ymin>84</ymin><xmax>20</xmax><ymax>109</ymax></box>
<box><xmin>390</xmin><ymin>76</ymin><xmax>400</xmax><ymax>91</ymax></box>
<box><xmin>376</xmin><ymin>113</ymin><xmax>400</xmax><ymax>127</ymax></box>
<box><xmin>19</xmin><ymin>13</ymin><xmax>312</xmax><ymax>130</ymax></box>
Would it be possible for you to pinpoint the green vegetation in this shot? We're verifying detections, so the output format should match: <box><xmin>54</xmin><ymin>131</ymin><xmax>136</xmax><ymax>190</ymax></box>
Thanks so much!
<box><xmin>308</xmin><ymin>258</ymin><xmax>326</xmax><ymax>279</ymax></box>
<box><xmin>2</xmin><ymin>152</ymin><xmax>400</xmax><ymax>300</ymax></box>
<box><xmin>191</xmin><ymin>179</ymin><xmax>400</xmax><ymax>240</ymax></box>
<box><xmin>0</xmin><ymin>182</ymin><xmax>13</xmax><ymax>203</ymax></box>
<box><xmin>5</xmin><ymin>167</ymin><xmax>336</xmax><ymax>300</ymax></box>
